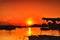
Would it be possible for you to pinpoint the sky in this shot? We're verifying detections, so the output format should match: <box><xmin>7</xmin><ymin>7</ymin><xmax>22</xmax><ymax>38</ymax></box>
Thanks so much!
<box><xmin>0</xmin><ymin>0</ymin><xmax>60</xmax><ymax>25</ymax></box>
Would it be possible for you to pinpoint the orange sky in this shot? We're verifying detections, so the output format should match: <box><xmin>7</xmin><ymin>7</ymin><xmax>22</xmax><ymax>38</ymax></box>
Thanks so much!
<box><xmin>0</xmin><ymin>0</ymin><xmax>60</xmax><ymax>25</ymax></box>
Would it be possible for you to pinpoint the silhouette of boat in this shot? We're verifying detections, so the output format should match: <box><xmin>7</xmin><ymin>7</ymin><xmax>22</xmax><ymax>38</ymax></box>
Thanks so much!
<box><xmin>28</xmin><ymin>35</ymin><xmax>60</xmax><ymax>40</ymax></box>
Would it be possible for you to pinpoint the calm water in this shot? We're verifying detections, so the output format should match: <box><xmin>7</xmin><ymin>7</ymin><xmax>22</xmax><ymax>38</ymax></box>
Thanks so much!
<box><xmin>0</xmin><ymin>27</ymin><xmax>60</xmax><ymax>40</ymax></box>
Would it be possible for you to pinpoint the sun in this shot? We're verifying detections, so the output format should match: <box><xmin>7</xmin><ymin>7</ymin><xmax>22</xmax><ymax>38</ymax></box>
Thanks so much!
<box><xmin>26</xmin><ymin>18</ymin><xmax>34</xmax><ymax>26</ymax></box>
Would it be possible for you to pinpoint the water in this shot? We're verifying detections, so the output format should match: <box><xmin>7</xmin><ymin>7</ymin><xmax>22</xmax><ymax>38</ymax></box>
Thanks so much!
<box><xmin>0</xmin><ymin>27</ymin><xmax>60</xmax><ymax>40</ymax></box>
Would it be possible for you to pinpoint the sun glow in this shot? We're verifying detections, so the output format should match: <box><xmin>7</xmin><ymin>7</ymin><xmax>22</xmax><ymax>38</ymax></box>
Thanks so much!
<box><xmin>26</xmin><ymin>18</ymin><xmax>34</xmax><ymax>26</ymax></box>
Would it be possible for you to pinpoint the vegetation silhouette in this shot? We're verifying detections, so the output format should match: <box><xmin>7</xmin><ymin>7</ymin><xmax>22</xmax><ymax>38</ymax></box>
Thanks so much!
<box><xmin>0</xmin><ymin>18</ymin><xmax>60</xmax><ymax>31</ymax></box>
<box><xmin>0</xmin><ymin>24</ymin><xmax>22</xmax><ymax>31</ymax></box>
